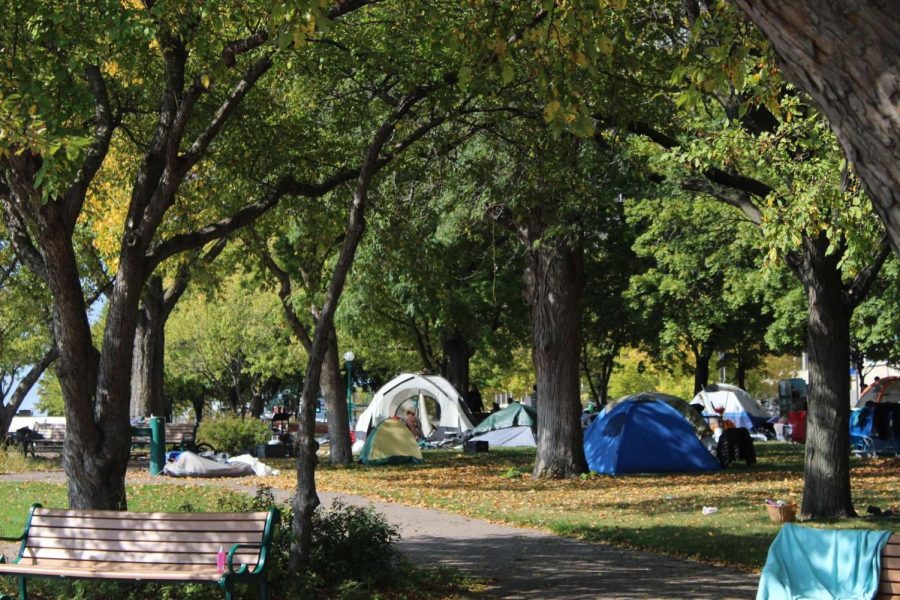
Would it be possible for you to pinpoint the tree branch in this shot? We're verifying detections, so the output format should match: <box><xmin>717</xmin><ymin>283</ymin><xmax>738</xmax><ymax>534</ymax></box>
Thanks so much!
<box><xmin>63</xmin><ymin>65</ymin><xmax>115</xmax><ymax>232</ymax></box>
<box><xmin>845</xmin><ymin>234</ymin><xmax>892</xmax><ymax>309</ymax></box>
<box><xmin>681</xmin><ymin>178</ymin><xmax>763</xmax><ymax>224</ymax></box>
<box><xmin>258</xmin><ymin>248</ymin><xmax>314</xmax><ymax>352</ymax></box>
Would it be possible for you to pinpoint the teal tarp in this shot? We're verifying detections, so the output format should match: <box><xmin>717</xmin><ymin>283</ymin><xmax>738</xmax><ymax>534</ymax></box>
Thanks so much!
<box><xmin>756</xmin><ymin>523</ymin><xmax>890</xmax><ymax>600</ymax></box>
<box><xmin>472</xmin><ymin>402</ymin><xmax>536</xmax><ymax>435</ymax></box>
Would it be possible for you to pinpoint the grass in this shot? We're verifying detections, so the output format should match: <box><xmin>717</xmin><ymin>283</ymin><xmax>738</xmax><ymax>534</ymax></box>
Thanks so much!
<box><xmin>0</xmin><ymin>449</ymin><xmax>62</xmax><ymax>474</ymax></box>
<box><xmin>259</xmin><ymin>443</ymin><xmax>899</xmax><ymax>572</ymax></box>
<box><xmin>0</xmin><ymin>481</ymin><xmax>244</xmax><ymax>537</ymax></box>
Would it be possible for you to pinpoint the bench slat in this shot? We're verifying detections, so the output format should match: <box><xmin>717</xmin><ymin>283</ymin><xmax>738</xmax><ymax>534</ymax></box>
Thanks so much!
<box><xmin>31</xmin><ymin>517</ymin><xmax>266</xmax><ymax>532</ymax></box>
<box><xmin>0</xmin><ymin>561</ymin><xmax>224</xmax><ymax>582</ymax></box>
<box><xmin>36</xmin><ymin>509</ymin><xmax>267</xmax><ymax>521</ymax></box>
<box><xmin>25</xmin><ymin>539</ymin><xmax>262</xmax><ymax>557</ymax></box>
<box><xmin>28</xmin><ymin>530</ymin><xmax>263</xmax><ymax>544</ymax></box>
<box><xmin>19</xmin><ymin>548</ymin><xmax>260</xmax><ymax>566</ymax></box>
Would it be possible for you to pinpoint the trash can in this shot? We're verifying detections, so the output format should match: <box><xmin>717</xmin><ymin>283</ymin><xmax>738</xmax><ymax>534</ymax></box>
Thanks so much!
<box><xmin>149</xmin><ymin>416</ymin><xmax>166</xmax><ymax>475</ymax></box>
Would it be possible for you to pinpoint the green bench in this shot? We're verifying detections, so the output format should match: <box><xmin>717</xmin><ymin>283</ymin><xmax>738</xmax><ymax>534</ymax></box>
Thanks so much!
<box><xmin>0</xmin><ymin>504</ymin><xmax>279</xmax><ymax>599</ymax></box>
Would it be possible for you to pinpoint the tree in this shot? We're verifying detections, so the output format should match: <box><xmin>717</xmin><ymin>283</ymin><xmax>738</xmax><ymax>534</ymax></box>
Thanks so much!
<box><xmin>648</xmin><ymin>2</ymin><xmax>890</xmax><ymax>518</ymax></box>
<box><xmin>0</xmin><ymin>0</ymin><xmax>382</xmax><ymax>509</ymax></box>
<box><xmin>732</xmin><ymin>1</ymin><xmax>900</xmax><ymax>257</ymax></box>
<box><xmin>340</xmin><ymin>163</ymin><xmax>526</xmax><ymax>397</ymax></box>
<box><xmin>626</xmin><ymin>195</ymin><xmax>770</xmax><ymax>394</ymax></box>
<box><xmin>165</xmin><ymin>268</ymin><xmax>303</xmax><ymax>417</ymax></box>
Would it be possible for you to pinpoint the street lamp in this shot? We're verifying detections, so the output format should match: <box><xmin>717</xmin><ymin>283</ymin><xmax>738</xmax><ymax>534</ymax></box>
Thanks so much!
<box><xmin>343</xmin><ymin>351</ymin><xmax>355</xmax><ymax>426</ymax></box>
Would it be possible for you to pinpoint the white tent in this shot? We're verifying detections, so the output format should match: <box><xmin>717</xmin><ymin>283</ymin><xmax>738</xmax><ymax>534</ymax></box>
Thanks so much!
<box><xmin>355</xmin><ymin>374</ymin><xmax>475</xmax><ymax>442</ymax></box>
<box><xmin>469</xmin><ymin>426</ymin><xmax>536</xmax><ymax>448</ymax></box>
<box><xmin>690</xmin><ymin>383</ymin><xmax>768</xmax><ymax>430</ymax></box>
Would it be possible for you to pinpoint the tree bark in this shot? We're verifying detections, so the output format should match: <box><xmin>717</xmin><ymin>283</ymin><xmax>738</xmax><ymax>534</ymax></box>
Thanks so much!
<box><xmin>441</xmin><ymin>333</ymin><xmax>471</xmax><ymax>396</ymax></box>
<box><xmin>693</xmin><ymin>349</ymin><xmax>712</xmax><ymax>394</ymax></box>
<box><xmin>797</xmin><ymin>239</ymin><xmax>855</xmax><ymax>519</ymax></box>
<box><xmin>320</xmin><ymin>331</ymin><xmax>352</xmax><ymax>466</ymax></box>
<box><xmin>131</xmin><ymin>277</ymin><xmax>166</xmax><ymax>419</ymax></box>
<box><xmin>733</xmin><ymin>0</ymin><xmax>900</xmax><ymax>257</ymax></box>
<box><xmin>525</xmin><ymin>237</ymin><xmax>588</xmax><ymax>478</ymax></box>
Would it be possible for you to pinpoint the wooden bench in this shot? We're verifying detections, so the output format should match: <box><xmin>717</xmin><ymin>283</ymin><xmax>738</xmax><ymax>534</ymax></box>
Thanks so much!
<box><xmin>882</xmin><ymin>534</ymin><xmax>900</xmax><ymax>599</ymax></box>
<box><xmin>130</xmin><ymin>423</ymin><xmax>200</xmax><ymax>453</ymax></box>
<box><xmin>0</xmin><ymin>504</ymin><xmax>279</xmax><ymax>599</ymax></box>
<box><xmin>23</xmin><ymin>424</ymin><xmax>66</xmax><ymax>457</ymax></box>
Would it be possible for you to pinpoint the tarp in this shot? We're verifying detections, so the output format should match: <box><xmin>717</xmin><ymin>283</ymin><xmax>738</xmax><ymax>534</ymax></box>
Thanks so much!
<box><xmin>163</xmin><ymin>451</ymin><xmax>255</xmax><ymax>477</ymax></box>
<box><xmin>471</xmin><ymin>402</ymin><xmax>537</xmax><ymax>435</ymax></box>
<box><xmin>691</xmin><ymin>383</ymin><xmax>768</xmax><ymax>430</ymax></box>
<box><xmin>229</xmin><ymin>454</ymin><xmax>279</xmax><ymax>476</ymax></box>
<box><xmin>584</xmin><ymin>399</ymin><xmax>721</xmax><ymax>475</ymax></box>
<box><xmin>359</xmin><ymin>418</ymin><xmax>424</xmax><ymax>466</ymax></box>
<box><xmin>355</xmin><ymin>374</ymin><xmax>474</xmax><ymax>441</ymax></box>
<box><xmin>855</xmin><ymin>376</ymin><xmax>900</xmax><ymax>408</ymax></box>
<box><xmin>603</xmin><ymin>392</ymin><xmax>712</xmax><ymax>439</ymax></box>
<box><xmin>756</xmin><ymin>523</ymin><xmax>891</xmax><ymax>600</ymax></box>
<box><xmin>469</xmin><ymin>426</ymin><xmax>536</xmax><ymax>448</ymax></box>
<box><xmin>849</xmin><ymin>407</ymin><xmax>873</xmax><ymax>439</ymax></box>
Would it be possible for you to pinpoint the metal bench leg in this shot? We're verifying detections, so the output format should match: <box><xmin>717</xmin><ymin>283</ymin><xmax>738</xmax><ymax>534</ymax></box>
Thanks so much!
<box><xmin>17</xmin><ymin>576</ymin><xmax>26</xmax><ymax>600</ymax></box>
<box><xmin>259</xmin><ymin>579</ymin><xmax>268</xmax><ymax>600</ymax></box>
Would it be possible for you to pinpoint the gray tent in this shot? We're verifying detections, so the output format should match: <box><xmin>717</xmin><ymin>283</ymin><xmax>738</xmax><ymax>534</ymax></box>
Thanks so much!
<box><xmin>469</xmin><ymin>426</ymin><xmax>536</xmax><ymax>448</ymax></box>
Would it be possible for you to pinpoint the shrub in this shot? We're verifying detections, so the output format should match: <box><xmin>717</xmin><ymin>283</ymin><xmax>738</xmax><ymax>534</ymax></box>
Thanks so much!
<box><xmin>196</xmin><ymin>415</ymin><xmax>270</xmax><ymax>455</ymax></box>
<box><xmin>309</xmin><ymin>500</ymin><xmax>401</xmax><ymax>588</ymax></box>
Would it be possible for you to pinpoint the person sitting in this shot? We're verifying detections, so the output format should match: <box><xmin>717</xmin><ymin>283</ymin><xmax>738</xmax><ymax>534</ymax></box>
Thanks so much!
<box><xmin>405</xmin><ymin>409</ymin><xmax>423</xmax><ymax>440</ymax></box>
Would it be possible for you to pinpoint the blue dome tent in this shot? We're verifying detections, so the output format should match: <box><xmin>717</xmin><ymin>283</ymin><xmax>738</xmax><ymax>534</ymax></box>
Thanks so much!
<box><xmin>584</xmin><ymin>398</ymin><xmax>721</xmax><ymax>475</ymax></box>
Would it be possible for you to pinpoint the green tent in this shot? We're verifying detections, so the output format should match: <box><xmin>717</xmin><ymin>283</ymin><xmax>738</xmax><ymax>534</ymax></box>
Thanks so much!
<box><xmin>472</xmin><ymin>402</ymin><xmax>537</xmax><ymax>435</ymax></box>
<box><xmin>359</xmin><ymin>418</ymin><xmax>424</xmax><ymax>466</ymax></box>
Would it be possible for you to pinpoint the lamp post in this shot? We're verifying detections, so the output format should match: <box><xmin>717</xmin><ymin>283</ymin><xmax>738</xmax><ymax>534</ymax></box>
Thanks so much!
<box><xmin>343</xmin><ymin>351</ymin><xmax>355</xmax><ymax>426</ymax></box>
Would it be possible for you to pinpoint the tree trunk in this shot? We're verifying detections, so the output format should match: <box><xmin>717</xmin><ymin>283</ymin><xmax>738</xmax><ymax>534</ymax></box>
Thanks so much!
<box><xmin>732</xmin><ymin>0</ymin><xmax>900</xmax><ymax>257</ymax></box>
<box><xmin>526</xmin><ymin>238</ymin><xmax>588</xmax><ymax>478</ymax></box>
<box><xmin>441</xmin><ymin>333</ymin><xmax>471</xmax><ymax>396</ymax></box>
<box><xmin>693</xmin><ymin>350</ymin><xmax>712</xmax><ymax>394</ymax></box>
<box><xmin>321</xmin><ymin>331</ymin><xmax>352</xmax><ymax>466</ymax></box>
<box><xmin>0</xmin><ymin>347</ymin><xmax>59</xmax><ymax>439</ymax></box>
<box><xmin>291</xmin><ymin>115</ymin><xmax>394</xmax><ymax>572</ymax></box>
<box><xmin>598</xmin><ymin>354</ymin><xmax>616</xmax><ymax>407</ymax></box>
<box><xmin>798</xmin><ymin>244</ymin><xmax>856</xmax><ymax>519</ymax></box>
<box><xmin>131</xmin><ymin>278</ymin><xmax>166</xmax><ymax>419</ymax></box>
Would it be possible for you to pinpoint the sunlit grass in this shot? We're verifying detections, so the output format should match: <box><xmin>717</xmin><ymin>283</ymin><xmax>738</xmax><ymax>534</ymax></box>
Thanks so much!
<box><xmin>259</xmin><ymin>443</ymin><xmax>899</xmax><ymax>571</ymax></box>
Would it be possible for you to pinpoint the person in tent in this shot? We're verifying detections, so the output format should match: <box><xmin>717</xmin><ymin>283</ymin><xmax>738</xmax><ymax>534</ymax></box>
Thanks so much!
<box><xmin>405</xmin><ymin>409</ymin><xmax>423</xmax><ymax>440</ymax></box>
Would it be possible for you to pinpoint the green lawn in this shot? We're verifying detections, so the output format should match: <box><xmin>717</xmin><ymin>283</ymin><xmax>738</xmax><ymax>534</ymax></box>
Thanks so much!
<box><xmin>0</xmin><ymin>481</ymin><xmax>243</xmax><ymax>537</ymax></box>
<box><xmin>262</xmin><ymin>443</ymin><xmax>899</xmax><ymax>571</ymax></box>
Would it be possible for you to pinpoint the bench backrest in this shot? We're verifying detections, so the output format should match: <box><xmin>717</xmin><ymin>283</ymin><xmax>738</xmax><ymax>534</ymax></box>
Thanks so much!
<box><xmin>32</xmin><ymin>424</ymin><xmax>66</xmax><ymax>441</ymax></box>
<box><xmin>165</xmin><ymin>423</ymin><xmax>197</xmax><ymax>443</ymax></box>
<box><xmin>13</xmin><ymin>506</ymin><xmax>276</xmax><ymax>571</ymax></box>
<box><xmin>882</xmin><ymin>534</ymin><xmax>899</xmax><ymax>599</ymax></box>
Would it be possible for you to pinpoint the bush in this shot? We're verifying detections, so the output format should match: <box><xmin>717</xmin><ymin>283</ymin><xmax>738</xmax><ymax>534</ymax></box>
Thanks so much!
<box><xmin>310</xmin><ymin>500</ymin><xmax>401</xmax><ymax>588</ymax></box>
<box><xmin>196</xmin><ymin>415</ymin><xmax>270</xmax><ymax>455</ymax></box>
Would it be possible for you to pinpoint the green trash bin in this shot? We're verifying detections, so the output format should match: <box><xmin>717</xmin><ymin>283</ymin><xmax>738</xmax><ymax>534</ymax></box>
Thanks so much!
<box><xmin>149</xmin><ymin>416</ymin><xmax>166</xmax><ymax>476</ymax></box>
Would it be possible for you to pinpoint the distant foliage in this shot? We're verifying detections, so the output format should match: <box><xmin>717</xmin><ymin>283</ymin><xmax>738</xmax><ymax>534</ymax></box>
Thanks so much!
<box><xmin>196</xmin><ymin>415</ymin><xmax>270</xmax><ymax>455</ymax></box>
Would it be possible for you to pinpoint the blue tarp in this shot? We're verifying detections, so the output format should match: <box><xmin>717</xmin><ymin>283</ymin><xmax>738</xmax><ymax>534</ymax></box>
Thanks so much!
<box><xmin>756</xmin><ymin>523</ymin><xmax>890</xmax><ymax>600</ymax></box>
<box><xmin>850</xmin><ymin>407</ymin><xmax>873</xmax><ymax>439</ymax></box>
<box><xmin>583</xmin><ymin>399</ymin><xmax>720</xmax><ymax>475</ymax></box>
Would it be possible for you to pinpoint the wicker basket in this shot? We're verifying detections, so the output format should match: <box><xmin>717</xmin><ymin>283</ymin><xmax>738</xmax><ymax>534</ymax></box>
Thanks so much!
<box><xmin>766</xmin><ymin>503</ymin><xmax>797</xmax><ymax>524</ymax></box>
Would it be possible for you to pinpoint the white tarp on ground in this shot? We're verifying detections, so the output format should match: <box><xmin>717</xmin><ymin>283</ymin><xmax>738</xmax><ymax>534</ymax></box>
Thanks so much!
<box><xmin>355</xmin><ymin>373</ymin><xmax>475</xmax><ymax>441</ymax></box>
<box><xmin>469</xmin><ymin>426</ymin><xmax>537</xmax><ymax>448</ymax></box>
<box><xmin>229</xmin><ymin>454</ymin><xmax>279</xmax><ymax>476</ymax></box>
<box><xmin>163</xmin><ymin>451</ymin><xmax>255</xmax><ymax>477</ymax></box>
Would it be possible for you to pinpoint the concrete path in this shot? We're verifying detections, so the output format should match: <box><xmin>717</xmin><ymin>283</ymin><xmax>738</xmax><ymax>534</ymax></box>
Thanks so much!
<box><xmin>0</xmin><ymin>471</ymin><xmax>759</xmax><ymax>599</ymax></box>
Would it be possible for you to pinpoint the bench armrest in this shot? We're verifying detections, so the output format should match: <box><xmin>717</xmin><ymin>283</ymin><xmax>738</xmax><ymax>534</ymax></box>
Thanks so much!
<box><xmin>227</xmin><ymin>543</ymin><xmax>263</xmax><ymax>575</ymax></box>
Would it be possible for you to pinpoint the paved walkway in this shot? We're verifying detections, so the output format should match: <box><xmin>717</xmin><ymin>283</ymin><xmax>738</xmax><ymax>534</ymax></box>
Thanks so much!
<box><xmin>0</xmin><ymin>471</ymin><xmax>759</xmax><ymax>598</ymax></box>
